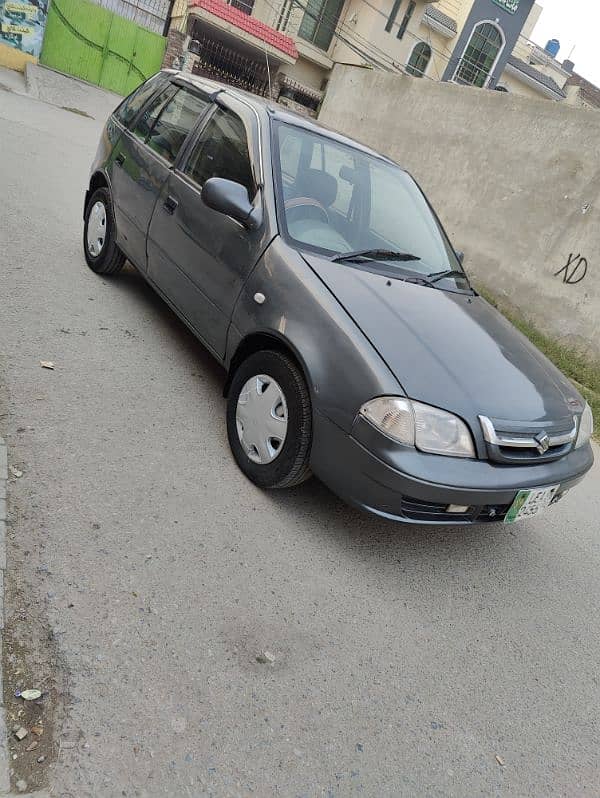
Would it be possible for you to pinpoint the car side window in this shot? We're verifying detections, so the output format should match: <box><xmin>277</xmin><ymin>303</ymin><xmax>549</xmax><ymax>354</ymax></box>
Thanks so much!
<box><xmin>183</xmin><ymin>108</ymin><xmax>255</xmax><ymax>200</ymax></box>
<box><xmin>146</xmin><ymin>88</ymin><xmax>209</xmax><ymax>164</ymax></box>
<box><xmin>133</xmin><ymin>83</ymin><xmax>178</xmax><ymax>143</ymax></box>
<box><xmin>114</xmin><ymin>72</ymin><xmax>167</xmax><ymax>128</ymax></box>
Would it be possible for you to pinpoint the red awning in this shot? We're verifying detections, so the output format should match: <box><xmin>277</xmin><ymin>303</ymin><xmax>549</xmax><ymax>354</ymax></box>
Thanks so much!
<box><xmin>189</xmin><ymin>0</ymin><xmax>299</xmax><ymax>59</ymax></box>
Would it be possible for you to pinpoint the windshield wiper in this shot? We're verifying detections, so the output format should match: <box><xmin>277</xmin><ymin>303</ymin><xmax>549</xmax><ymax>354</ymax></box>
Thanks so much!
<box><xmin>331</xmin><ymin>249</ymin><xmax>421</xmax><ymax>264</ymax></box>
<box><xmin>426</xmin><ymin>269</ymin><xmax>469</xmax><ymax>284</ymax></box>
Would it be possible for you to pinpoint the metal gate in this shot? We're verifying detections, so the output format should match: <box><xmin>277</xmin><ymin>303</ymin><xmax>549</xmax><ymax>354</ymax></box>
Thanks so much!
<box><xmin>40</xmin><ymin>0</ymin><xmax>167</xmax><ymax>95</ymax></box>
<box><xmin>190</xmin><ymin>32</ymin><xmax>271</xmax><ymax>97</ymax></box>
<box><xmin>89</xmin><ymin>0</ymin><xmax>172</xmax><ymax>36</ymax></box>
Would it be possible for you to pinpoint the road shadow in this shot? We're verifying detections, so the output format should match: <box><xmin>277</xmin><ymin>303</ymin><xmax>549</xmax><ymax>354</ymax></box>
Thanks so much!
<box><xmin>104</xmin><ymin>265</ymin><xmax>533</xmax><ymax>570</ymax></box>
<box><xmin>270</xmin><ymin>474</ymin><xmax>501</xmax><ymax>543</ymax></box>
<box><xmin>109</xmin><ymin>264</ymin><xmax>226</xmax><ymax>393</ymax></box>
<box><xmin>259</xmin><ymin>474</ymin><xmax>564</xmax><ymax>604</ymax></box>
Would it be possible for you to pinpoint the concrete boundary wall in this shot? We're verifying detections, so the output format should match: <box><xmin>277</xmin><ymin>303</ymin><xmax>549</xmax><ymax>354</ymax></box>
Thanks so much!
<box><xmin>319</xmin><ymin>66</ymin><xmax>600</xmax><ymax>359</ymax></box>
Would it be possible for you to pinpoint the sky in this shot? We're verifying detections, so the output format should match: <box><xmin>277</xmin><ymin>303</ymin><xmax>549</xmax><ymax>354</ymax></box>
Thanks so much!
<box><xmin>532</xmin><ymin>0</ymin><xmax>600</xmax><ymax>85</ymax></box>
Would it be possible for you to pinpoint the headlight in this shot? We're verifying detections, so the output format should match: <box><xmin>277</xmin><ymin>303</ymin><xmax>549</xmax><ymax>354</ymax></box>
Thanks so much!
<box><xmin>575</xmin><ymin>403</ymin><xmax>594</xmax><ymax>449</ymax></box>
<box><xmin>359</xmin><ymin>397</ymin><xmax>475</xmax><ymax>458</ymax></box>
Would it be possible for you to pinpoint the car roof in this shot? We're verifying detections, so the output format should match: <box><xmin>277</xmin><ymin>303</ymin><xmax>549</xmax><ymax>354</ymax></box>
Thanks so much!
<box><xmin>166</xmin><ymin>70</ymin><xmax>397</xmax><ymax>167</ymax></box>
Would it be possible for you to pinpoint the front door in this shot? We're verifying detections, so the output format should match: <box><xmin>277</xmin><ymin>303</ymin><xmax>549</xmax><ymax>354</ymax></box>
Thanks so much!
<box><xmin>147</xmin><ymin>104</ymin><xmax>268</xmax><ymax>358</ymax></box>
<box><xmin>109</xmin><ymin>80</ymin><xmax>210</xmax><ymax>269</ymax></box>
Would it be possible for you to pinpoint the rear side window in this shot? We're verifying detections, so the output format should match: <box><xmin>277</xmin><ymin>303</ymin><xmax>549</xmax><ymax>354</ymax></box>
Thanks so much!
<box><xmin>133</xmin><ymin>83</ymin><xmax>178</xmax><ymax>142</ymax></box>
<box><xmin>183</xmin><ymin>108</ymin><xmax>254</xmax><ymax>199</ymax></box>
<box><xmin>146</xmin><ymin>88</ymin><xmax>209</xmax><ymax>164</ymax></box>
<box><xmin>114</xmin><ymin>72</ymin><xmax>167</xmax><ymax>128</ymax></box>
<box><xmin>279</xmin><ymin>133</ymin><xmax>302</xmax><ymax>186</ymax></box>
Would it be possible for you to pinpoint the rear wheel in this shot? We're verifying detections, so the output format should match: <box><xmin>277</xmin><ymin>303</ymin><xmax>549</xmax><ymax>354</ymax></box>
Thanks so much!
<box><xmin>227</xmin><ymin>350</ymin><xmax>312</xmax><ymax>489</ymax></box>
<box><xmin>83</xmin><ymin>187</ymin><xmax>125</xmax><ymax>275</ymax></box>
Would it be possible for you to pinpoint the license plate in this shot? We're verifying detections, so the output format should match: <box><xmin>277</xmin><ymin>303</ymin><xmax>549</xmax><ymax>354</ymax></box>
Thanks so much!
<box><xmin>504</xmin><ymin>485</ymin><xmax>560</xmax><ymax>524</ymax></box>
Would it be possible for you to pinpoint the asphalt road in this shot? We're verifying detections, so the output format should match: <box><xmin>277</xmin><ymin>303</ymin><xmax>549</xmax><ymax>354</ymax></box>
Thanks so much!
<box><xmin>1</xmin><ymin>86</ymin><xmax>599</xmax><ymax>798</ymax></box>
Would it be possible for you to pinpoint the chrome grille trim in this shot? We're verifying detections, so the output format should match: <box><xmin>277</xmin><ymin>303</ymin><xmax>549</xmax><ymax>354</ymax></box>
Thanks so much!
<box><xmin>479</xmin><ymin>416</ymin><xmax>577</xmax><ymax>453</ymax></box>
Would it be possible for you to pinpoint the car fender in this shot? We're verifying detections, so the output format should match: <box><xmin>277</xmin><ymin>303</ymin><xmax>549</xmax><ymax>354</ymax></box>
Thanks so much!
<box><xmin>84</xmin><ymin>116</ymin><xmax>124</xmax><ymax>215</ymax></box>
<box><xmin>227</xmin><ymin>237</ymin><xmax>404</xmax><ymax>433</ymax></box>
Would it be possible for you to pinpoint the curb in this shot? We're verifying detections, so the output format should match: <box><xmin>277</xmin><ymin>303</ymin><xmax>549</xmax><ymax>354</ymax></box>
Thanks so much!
<box><xmin>3</xmin><ymin>63</ymin><xmax>120</xmax><ymax>123</ymax></box>
<box><xmin>28</xmin><ymin>62</ymin><xmax>119</xmax><ymax>98</ymax></box>
<box><xmin>23</xmin><ymin>64</ymin><xmax>39</xmax><ymax>101</ymax></box>
<box><xmin>0</xmin><ymin>439</ymin><xmax>9</xmax><ymax>794</ymax></box>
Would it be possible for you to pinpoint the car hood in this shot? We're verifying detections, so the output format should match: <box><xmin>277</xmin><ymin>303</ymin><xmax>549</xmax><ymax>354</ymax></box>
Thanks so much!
<box><xmin>303</xmin><ymin>254</ymin><xmax>584</xmax><ymax>425</ymax></box>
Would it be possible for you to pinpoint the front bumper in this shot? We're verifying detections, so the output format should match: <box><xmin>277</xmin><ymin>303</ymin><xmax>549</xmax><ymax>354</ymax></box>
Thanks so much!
<box><xmin>310</xmin><ymin>412</ymin><xmax>594</xmax><ymax>525</ymax></box>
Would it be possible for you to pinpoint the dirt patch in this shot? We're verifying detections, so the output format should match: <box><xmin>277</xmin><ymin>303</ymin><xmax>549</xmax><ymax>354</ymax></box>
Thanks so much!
<box><xmin>0</xmin><ymin>374</ymin><xmax>68</xmax><ymax>792</ymax></box>
<box><xmin>3</xmin><ymin>615</ymin><xmax>65</xmax><ymax>792</ymax></box>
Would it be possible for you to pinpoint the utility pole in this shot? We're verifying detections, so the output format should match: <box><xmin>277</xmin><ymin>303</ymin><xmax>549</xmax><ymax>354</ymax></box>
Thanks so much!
<box><xmin>163</xmin><ymin>0</ymin><xmax>177</xmax><ymax>37</ymax></box>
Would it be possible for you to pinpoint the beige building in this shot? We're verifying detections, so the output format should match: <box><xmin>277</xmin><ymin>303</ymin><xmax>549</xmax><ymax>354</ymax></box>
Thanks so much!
<box><xmin>168</xmin><ymin>0</ymin><xmax>443</xmax><ymax>109</ymax></box>
<box><xmin>165</xmin><ymin>0</ymin><xmax>596</xmax><ymax>112</ymax></box>
<box><xmin>409</xmin><ymin>1</ymin><xmax>572</xmax><ymax>104</ymax></box>
<box><xmin>503</xmin><ymin>31</ymin><xmax>570</xmax><ymax>101</ymax></box>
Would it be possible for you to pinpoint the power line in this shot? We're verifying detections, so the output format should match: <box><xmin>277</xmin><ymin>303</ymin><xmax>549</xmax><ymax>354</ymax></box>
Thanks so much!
<box><xmin>263</xmin><ymin>0</ymin><xmax>407</xmax><ymax>74</ymax></box>
<box><xmin>232</xmin><ymin>0</ymin><xmax>456</xmax><ymax>85</ymax></box>
<box><xmin>277</xmin><ymin>0</ymin><xmax>454</xmax><ymax>83</ymax></box>
<box><xmin>322</xmin><ymin>0</ymin><xmax>407</xmax><ymax>70</ymax></box>
<box><xmin>422</xmin><ymin>17</ymin><xmax>441</xmax><ymax>81</ymax></box>
<box><xmin>328</xmin><ymin>0</ymin><xmax>451</xmax><ymax>83</ymax></box>
<box><xmin>355</xmin><ymin>0</ymin><xmax>455</xmax><ymax>70</ymax></box>
<box><xmin>292</xmin><ymin>2</ymin><xmax>403</xmax><ymax>72</ymax></box>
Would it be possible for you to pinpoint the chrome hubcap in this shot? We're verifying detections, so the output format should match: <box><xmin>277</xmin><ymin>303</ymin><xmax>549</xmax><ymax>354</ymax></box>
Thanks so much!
<box><xmin>236</xmin><ymin>374</ymin><xmax>288</xmax><ymax>464</ymax></box>
<box><xmin>87</xmin><ymin>200</ymin><xmax>107</xmax><ymax>257</ymax></box>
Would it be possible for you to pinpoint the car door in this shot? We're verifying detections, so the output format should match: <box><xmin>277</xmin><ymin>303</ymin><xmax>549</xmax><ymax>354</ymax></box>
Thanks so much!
<box><xmin>147</xmin><ymin>98</ymin><xmax>270</xmax><ymax>358</ymax></box>
<box><xmin>109</xmin><ymin>80</ymin><xmax>210</xmax><ymax>270</ymax></box>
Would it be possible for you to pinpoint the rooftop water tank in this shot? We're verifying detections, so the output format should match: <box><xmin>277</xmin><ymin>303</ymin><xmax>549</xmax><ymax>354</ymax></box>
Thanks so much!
<box><xmin>545</xmin><ymin>39</ymin><xmax>560</xmax><ymax>58</ymax></box>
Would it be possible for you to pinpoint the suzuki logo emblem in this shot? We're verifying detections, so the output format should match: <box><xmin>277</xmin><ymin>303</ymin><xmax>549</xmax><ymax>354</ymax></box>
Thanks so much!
<box><xmin>535</xmin><ymin>432</ymin><xmax>551</xmax><ymax>454</ymax></box>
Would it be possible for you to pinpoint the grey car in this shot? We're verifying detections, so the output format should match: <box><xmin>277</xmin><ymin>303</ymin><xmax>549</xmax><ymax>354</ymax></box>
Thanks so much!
<box><xmin>84</xmin><ymin>70</ymin><xmax>594</xmax><ymax>526</ymax></box>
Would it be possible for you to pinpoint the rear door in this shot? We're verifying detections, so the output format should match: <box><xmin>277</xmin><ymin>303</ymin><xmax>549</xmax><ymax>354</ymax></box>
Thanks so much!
<box><xmin>109</xmin><ymin>80</ymin><xmax>210</xmax><ymax>269</ymax></box>
<box><xmin>147</xmin><ymin>98</ymin><xmax>270</xmax><ymax>358</ymax></box>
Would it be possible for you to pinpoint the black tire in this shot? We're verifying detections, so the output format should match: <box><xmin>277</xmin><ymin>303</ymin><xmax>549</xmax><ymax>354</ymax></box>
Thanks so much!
<box><xmin>83</xmin><ymin>187</ymin><xmax>125</xmax><ymax>275</ymax></box>
<box><xmin>227</xmin><ymin>350</ymin><xmax>312</xmax><ymax>489</ymax></box>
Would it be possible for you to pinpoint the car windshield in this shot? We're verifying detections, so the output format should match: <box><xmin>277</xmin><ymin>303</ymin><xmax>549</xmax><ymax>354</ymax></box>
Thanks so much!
<box><xmin>273</xmin><ymin>121</ymin><xmax>468</xmax><ymax>288</ymax></box>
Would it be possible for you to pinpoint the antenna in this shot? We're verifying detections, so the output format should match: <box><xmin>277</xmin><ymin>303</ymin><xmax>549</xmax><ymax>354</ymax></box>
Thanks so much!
<box><xmin>262</xmin><ymin>39</ymin><xmax>273</xmax><ymax>100</ymax></box>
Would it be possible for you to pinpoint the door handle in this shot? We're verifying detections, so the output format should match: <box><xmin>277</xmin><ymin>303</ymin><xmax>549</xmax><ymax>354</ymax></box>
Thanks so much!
<box><xmin>115</xmin><ymin>152</ymin><xmax>126</xmax><ymax>167</ymax></box>
<box><xmin>163</xmin><ymin>195</ymin><xmax>178</xmax><ymax>215</ymax></box>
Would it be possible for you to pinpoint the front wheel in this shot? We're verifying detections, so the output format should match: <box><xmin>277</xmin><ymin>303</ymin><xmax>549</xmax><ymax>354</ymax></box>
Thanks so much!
<box><xmin>227</xmin><ymin>350</ymin><xmax>312</xmax><ymax>489</ymax></box>
<box><xmin>83</xmin><ymin>187</ymin><xmax>125</xmax><ymax>275</ymax></box>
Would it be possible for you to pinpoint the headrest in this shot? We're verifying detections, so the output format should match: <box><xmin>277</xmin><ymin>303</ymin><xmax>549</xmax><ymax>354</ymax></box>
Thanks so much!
<box><xmin>294</xmin><ymin>168</ymin><xmax>338</xmax><ymax>208</ymax></box>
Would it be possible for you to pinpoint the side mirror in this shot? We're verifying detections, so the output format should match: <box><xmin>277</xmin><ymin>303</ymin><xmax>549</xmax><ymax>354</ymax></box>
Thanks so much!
<box><xmin>456</xmin><ymin>251</ymin><xmax>464</xmax><ymax>264</ymax></box>
<box><xmin>201</xmin><ymin>177</ymin><xmax>260</xmax><ymax>230</ymax></box>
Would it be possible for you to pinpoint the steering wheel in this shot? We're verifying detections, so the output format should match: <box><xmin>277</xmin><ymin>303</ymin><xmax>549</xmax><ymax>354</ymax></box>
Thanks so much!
<box><xmin>284</xmin><ymin>196</ymin><xmax>330</xmax><ymax>224</ymax></box>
